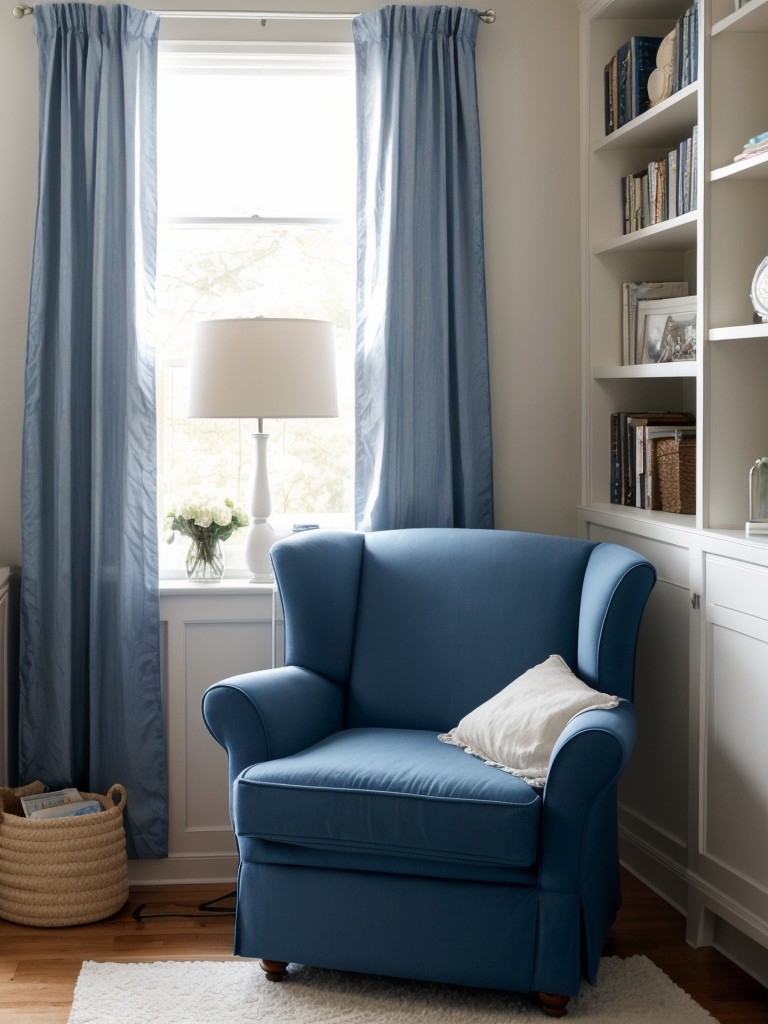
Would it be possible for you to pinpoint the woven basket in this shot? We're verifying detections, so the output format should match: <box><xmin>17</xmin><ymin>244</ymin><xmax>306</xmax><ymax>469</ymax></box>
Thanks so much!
<box><xmin>0</xmin><ymin>781</ymin><xmax>128</xmax><ymax>927</ymax></box>
<box><xmin>654</xmin><ymin>435</ymin><xmax>696</xmax><ymax>514</ymax></box>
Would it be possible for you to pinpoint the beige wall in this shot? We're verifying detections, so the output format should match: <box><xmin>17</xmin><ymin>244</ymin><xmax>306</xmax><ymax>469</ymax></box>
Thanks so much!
<box><xmin>0</xmin><ymin>0</ymin><xmax>580</xmax><ymax>569</ymax></box>
<box><xmin>0</xmin><ymin>12</ymin><xmax>37</xmax><ymax>568</ymax></box>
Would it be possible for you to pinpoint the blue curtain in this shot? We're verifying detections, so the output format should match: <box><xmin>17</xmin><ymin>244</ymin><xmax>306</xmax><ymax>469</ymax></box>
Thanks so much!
<box><xmin>19</xmin><ymin>3</ymin><xmax>167</xmax><ymax>859</ymax></box>
<box><xmin>353</xmin><ymin>5</ymin><xmax>494</xmax><ymax>531</ymax></box>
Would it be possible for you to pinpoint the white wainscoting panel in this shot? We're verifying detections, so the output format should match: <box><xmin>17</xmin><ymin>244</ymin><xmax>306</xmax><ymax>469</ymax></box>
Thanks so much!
<box><xmin>129</xmin><ymin>581</ymin><xmax>283</xmax><ymax>885</ymax></box>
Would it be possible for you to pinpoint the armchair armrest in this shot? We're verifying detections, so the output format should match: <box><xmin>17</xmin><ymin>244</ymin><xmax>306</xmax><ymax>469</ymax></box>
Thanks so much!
<box><xmin>578</xmin><ymin>543</ymin><xmax>656</xmax><ymax>701</ymax></box>
<box><xmin>538</xmin><ymin>701</ymin><xmax>637</xmax><ymax>890</ymax></box>
<box><xmin>202</xmin><ymin>666</ymin><xmax>346</xmax><ymax>787</ymax></box>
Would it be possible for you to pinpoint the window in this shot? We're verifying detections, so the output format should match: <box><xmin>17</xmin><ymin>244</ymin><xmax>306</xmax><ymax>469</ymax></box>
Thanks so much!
<box><xmin>156</xmin><ymin>43</ymin><xmax>356</xmax><ymax>573</ymax></box>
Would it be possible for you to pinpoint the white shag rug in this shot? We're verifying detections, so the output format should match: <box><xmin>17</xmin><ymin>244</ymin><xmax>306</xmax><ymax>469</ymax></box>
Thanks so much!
<box><xmin>66</xmin><ymin>956</ymin><xmax>718</xmax><ymax>1024</ymax></box>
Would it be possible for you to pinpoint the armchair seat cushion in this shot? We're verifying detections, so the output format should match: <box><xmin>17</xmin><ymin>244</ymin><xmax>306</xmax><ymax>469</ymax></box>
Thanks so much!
<box><xmin>234</xmin><ymin>727</ymin><xmax>542</xmax><ymax>868</ymax></box>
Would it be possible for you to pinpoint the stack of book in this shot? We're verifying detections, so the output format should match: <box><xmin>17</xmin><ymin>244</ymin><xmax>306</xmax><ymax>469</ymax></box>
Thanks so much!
<box><xmin>734</xmin><ymin>130</ymin><xmax>768</xmax><ymax>163</ymax></box>
<box><xmin>621</xmin><ymin>126</ymin><xmax>698</xmax><ymax>234</ymax></box>
<box><xmin>671</xmin><ymin>1</ymin><xmax>699</xmax><ymax>94</ymax></box>
<box><xmin>604</xmin><ymin>35</ymin><xmax>662</xmax><ymax>134</ymax></box>
<box><xmin>610</xmin><ymin>411</ymin><xmax>695</xmax><ymax>510</ymax></box>
<box><xmin>604</xmin><ymin>2</ymin><xmax>698</xmax><ymax>134</ymax></box>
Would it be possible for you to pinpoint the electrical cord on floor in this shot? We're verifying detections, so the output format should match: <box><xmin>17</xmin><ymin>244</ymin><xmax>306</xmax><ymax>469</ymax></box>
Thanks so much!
<box><xmin>132</xmin><ymin>890</ymin><xmax>236</xmax><ymax>921</ymax></box>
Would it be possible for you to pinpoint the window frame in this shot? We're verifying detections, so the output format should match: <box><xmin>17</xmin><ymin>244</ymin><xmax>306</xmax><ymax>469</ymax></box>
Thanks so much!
<box><xmin>156</xmin><ymin>39</ymin><xmax>356</xmax><ymax>579</ymax></box>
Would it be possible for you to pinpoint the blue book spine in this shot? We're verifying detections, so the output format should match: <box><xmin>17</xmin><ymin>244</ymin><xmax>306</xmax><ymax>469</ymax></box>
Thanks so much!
<box><xmin>630</xmin><ymin>36</ymin><xmax>664</xmax><ymax>120</ymax></box>
<box><xmin>617</xmin><ymin>41</ymin><xmax>631</xmax><ymax>128</ymax></box>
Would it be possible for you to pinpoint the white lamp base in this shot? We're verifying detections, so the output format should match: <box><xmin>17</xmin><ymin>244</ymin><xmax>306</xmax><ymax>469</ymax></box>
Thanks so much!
<box><xmin>245</xmin><ymin>519</ymin><xmax>277</xmax><ymax>582</ymax></box>
<box><xmin>246</xmin><ymin>431</ymin><xmax>276</xmax><ymax>583</ymax></box>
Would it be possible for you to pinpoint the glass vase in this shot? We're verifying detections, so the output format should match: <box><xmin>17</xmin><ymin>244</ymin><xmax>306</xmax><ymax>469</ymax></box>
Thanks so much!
<box><xmin>186</xmin><ymin>536</ymin><xmax>224</xmax><ymax>583</ymax></box>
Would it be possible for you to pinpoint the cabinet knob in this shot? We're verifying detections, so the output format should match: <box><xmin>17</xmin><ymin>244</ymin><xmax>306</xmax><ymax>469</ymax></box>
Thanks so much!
<box><xmin>691</xmin><ymin>593</ymin><xmax>701</xmax><ymax>610</ymax></box>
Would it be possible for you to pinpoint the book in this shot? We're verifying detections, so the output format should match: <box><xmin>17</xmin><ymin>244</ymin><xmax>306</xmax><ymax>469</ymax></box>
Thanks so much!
<box><xmin>646</xmin><ymin>158</ymin><xmax>668</xmax><ymax>226</ymax></box>
<box><xmin>604</xmin><ymin>56</ymin><xmax>618</xmax><ymax>134</ymax></box>
<box><xmin>609</xmin><ymin>410</ymin><xmax>630</xmax><ymax>505</ymax></box>
<box><xmin>20</xmin><ymin>787</ymin><xmax>83</xmax><ymax>818</ymax></box>
<box><xmin>29</xmin><ymin>799</ymin><xmax>102</xmax><ymax>820</ymax></box>
<box><xmin>629</xmin><ymin>36</ymin><xmax>664</xmax><ymax>120</ymax></box>
<box><xmin>617</xmin><ymin>41</ymin><xmax>631</xmax><ymax>128</ymax></box>
<box><xmin>667</xmin><ymin>148</ymin><xmax>678</xmax><ymax>219</ymax></box>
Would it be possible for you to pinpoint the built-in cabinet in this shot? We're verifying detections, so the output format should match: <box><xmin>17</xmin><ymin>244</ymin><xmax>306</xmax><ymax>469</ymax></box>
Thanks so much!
<box><xmin>687</xmin><ymin>539</ymin><xmax>768</xmax><ymax>979</ymax></box>
<box><xmin>579</xmin><ymin>0</ymin><xmax>768</xmax><ymax>987</ymax></box>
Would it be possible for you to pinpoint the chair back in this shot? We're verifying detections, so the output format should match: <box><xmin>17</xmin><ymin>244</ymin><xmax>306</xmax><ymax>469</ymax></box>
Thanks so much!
<box><xmin>345</xmin><ymin>529</ymin><xmax>597</xmax><ymax>730</ymax></box>
<box><xmin>273</xmin><ymin>528</ymin><xmax>655</xmax><ymax>732</ymax></box>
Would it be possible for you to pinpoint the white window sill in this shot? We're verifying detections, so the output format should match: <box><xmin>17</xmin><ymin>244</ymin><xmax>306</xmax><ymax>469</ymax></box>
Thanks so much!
<box><xmin>158</xmin><ymin>577</ymin><xmax>276</xmax><ymax>596</ymax></box>
<box><xmin>158</xmin><ymin>514</ymin><xmax>355</xmax><ymax>590</ymax></box>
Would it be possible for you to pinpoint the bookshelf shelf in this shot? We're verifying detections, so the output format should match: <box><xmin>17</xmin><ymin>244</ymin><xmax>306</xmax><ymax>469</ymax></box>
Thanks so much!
<box><xmin>710</xmin><ymin>150</ymin><xmax>768</xmax><ymax>182</ymax></box>
<box><xmin>711</xmin><ymin>0</ymin><xmax>768</xmax><ymax>35</ymax></box>
<box><xmin>580</xmin><ymin>502</ymin><xmax>696</xmax><ymax>530</ymax></box>
<box><xmin>709</xmin><ymin>323</ymin><xmax>768</xmax><ymax>341</ymax></box>
<box><xmin>594</xmin><ymin>82</ymin><xmax>698</xmax><ymax>152</ymax></box>
<box><xmin>593</xmin><ymin>211</ymin><xmax>698</xmax><ymax>254</ymax></box>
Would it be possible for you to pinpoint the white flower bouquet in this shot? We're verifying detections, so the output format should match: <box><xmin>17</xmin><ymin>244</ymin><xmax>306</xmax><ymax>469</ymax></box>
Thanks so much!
<box><xmin>166</xmin><ymin>495</ymin><xmax>249</xmax><ymax>581</ymax></box>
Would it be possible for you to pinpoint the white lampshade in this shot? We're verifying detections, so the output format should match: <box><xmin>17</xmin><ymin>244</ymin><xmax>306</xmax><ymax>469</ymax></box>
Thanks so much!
<box><xmin>186</xmin><ymin>317</ymin><xmax>338</xmax><ymax>584</ymax></box>
<box><xmin>188</xmin><ymin>317</ymin><xmax>338</xmax><ymax>420</ymax></box>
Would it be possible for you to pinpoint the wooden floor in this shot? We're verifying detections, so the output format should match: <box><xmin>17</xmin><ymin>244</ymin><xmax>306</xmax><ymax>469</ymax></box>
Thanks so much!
<box><xmin>0</xmin><ymin>871</ymin><xmax>766</xmax><ymax>1023</ymax></box>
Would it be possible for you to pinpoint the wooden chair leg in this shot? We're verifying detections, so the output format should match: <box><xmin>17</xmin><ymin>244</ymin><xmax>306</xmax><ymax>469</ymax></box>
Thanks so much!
<box><xmin>260</xmin><ymin>959</ymin><xmax>289</xmax><ymax>981</ymax></box>
<box><xmin>539</xmin><ymin>992</ymin><xmax>570</xmax><ymax>1017</ymax></box>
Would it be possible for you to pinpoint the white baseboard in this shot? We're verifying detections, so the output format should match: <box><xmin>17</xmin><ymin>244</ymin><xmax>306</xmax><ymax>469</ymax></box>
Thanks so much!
<box><xmin>129</xmin><ymin>852</ymin><xmax>238</xmax><ymax>887</ymax></box>
<box><xmin>619</xmin><ymin>821</ymin><xmax>688</xmax><ymax>914</ymax></box>
<box><xmin>620</xmin><ymin>824</ymin><xmax>768</xmax><ymax>991</ymax></box>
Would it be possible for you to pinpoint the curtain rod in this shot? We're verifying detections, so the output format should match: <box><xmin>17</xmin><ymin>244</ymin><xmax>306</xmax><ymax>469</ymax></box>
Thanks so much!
<box><xmin>12</xmin><ymin>5</ymin><xmax>496</xmax><ymax>23</ymax></box>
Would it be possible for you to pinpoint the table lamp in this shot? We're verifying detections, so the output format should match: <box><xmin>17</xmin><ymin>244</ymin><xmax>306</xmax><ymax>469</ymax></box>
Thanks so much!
<box><xmin>188</xmin><ymin>317</ymin><xmax>338</xmax><ymax>582</ymax></box>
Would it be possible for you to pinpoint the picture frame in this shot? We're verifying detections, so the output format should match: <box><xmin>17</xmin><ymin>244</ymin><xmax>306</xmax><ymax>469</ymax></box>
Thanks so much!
<box><xmin>636</xmin><ymin>295</ymin><xmax>697</xmax><ymax>364</ymax></box>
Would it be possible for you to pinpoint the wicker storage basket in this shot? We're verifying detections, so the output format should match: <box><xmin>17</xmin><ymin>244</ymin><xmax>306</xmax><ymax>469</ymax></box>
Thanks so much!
<box><xmin>0</xmin><ymin>781</ymin><xmax>128</xmax><ymax>927</ymax></box>
<box><xmin>654</xmin><ymin>435</ymin><xmax>696</xmax><ymax>515</ymax></box>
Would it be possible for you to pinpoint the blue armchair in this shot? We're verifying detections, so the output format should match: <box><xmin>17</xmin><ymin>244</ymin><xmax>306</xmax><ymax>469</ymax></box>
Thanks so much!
<box><xmin>202</xmin><ymin>528</ymin><xmax>655</xmax><ymax>1017</ymax></box>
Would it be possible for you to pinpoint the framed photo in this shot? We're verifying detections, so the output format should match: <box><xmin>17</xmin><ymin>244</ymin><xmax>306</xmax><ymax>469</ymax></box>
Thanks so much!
<box><xmin>636</xmin><ymin>295</ymin><xmax>697</xmax><ymax>364</ymax></box>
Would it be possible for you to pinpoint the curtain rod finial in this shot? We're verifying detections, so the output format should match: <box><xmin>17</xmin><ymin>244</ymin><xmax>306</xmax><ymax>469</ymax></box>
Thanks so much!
<box><xmin>13</xmin><ymin>4</ymin><xmax>32</xmax><ymax>17</ymax></box>
<box><xmin>480</xmin><ymin>9</ymin><xmax>495</xmax><ymax>23</ymax></box>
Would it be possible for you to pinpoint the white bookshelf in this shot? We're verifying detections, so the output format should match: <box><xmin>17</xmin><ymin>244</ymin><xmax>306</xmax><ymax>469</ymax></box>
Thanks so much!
<box><xmin>581</xmin><ymin>0</ymin><xmax>768</xmax><ymax>531</ymax></box>
<box><xmin>579</xmin><ymin>0</ymin><xmax>768</xmax><ymax>988</ymax></box>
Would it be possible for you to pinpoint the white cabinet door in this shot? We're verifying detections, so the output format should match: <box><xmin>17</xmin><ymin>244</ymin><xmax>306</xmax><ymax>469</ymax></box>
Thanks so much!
<box><xmin>688</xmin><ymin>555</ymin><xmax>768</xmax><ymax>955</ymax></box>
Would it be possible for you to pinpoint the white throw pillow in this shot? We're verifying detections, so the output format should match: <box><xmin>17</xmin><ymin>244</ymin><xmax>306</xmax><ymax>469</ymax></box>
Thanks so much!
<box><xmin>438</xmin><ymin>655</ymin><xmax>619</xmax><ymax>787</ymax></box>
